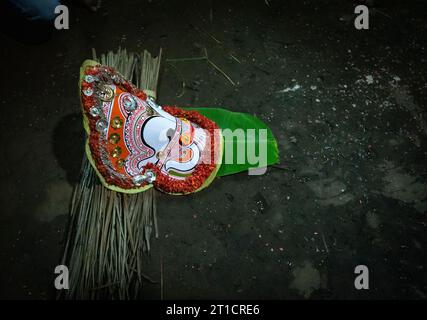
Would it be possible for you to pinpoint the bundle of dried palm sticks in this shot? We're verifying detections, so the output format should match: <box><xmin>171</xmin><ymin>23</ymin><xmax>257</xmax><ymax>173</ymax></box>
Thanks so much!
<box><xmin>60</xmin><ymin>48</ymin><xmax>162</xmax><ymax>299</ymax></box>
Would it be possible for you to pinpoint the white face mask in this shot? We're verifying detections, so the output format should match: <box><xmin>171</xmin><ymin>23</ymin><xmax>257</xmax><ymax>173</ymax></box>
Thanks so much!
<box><xmin>81</xmin><ymin>61</ymin><xmax>221</xmax><ymax>193</ymax></box>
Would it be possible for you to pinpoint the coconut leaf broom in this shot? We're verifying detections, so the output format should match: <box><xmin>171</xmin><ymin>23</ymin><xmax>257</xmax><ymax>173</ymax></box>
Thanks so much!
<box><xmin>60</xmin><ymin>47</ymin><xmax>162</xmax><ymax>300</ymax></box>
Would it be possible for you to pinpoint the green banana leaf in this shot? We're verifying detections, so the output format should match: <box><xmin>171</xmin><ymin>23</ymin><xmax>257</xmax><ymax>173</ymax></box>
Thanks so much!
<box><xmin>184</xmin><ymin>107</ymin><xmax>279</xmax><ymax>177</ymax></box>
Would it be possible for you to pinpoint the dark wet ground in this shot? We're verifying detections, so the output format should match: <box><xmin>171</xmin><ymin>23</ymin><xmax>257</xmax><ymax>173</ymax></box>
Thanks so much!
<box><xmin>1</xmin><ymin>0</ymin><xmax>427</xmax><ymax>299</ymax></box>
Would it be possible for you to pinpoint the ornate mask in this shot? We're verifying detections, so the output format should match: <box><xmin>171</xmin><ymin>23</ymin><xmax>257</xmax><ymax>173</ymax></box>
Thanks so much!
<box><xmin>80</xmin><ymin>60</ymin><xmax>222</xmax><ymax>194</ymax></box>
